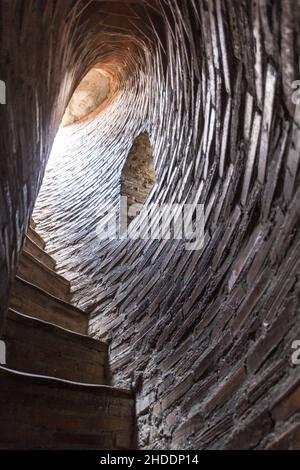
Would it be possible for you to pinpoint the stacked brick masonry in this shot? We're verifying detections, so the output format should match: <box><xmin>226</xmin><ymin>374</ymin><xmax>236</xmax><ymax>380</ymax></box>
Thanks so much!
<box><xmin>8</xmin><ymin>0</ymin><xmax>299</xmax><ymax>450</ymax></box>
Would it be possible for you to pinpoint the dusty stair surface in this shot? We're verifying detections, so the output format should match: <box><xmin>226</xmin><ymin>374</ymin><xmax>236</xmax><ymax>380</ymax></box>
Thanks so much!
<box><xmin>0</xmin><ymin>367</ymin><xmax>133</xmax><ymax>450</ymax></box>
<box><xmin>10</xmin><ymin>276</ymin><xmax>88</xmax><ymax>334</ymax></box>
<box><xmin>1</xmin><ymin>222</ymin><xmax>135</xmax><ymax>450</ymax></box>
<box><xmin>17</xmin><ymin>250</ymin><xmax>71</xmax><ymax>302</ymax></box>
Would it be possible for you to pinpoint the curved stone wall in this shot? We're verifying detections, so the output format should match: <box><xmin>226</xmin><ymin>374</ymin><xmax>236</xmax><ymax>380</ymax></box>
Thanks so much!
<box><xmin>2</xmin><ymin>0</ymin><xmax>300</xmax><ymax>450</ymax></box>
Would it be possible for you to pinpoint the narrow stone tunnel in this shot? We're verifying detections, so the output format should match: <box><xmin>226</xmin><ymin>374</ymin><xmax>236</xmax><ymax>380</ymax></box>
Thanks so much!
<box><xmin>0</xmin><ymin>0</ymin><xmax>300</xmax><ymax>451</ymax></box>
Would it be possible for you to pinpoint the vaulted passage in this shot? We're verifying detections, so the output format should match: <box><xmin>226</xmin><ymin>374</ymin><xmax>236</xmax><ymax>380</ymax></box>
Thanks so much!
<box><xmin>0</xmin><ymin>0</ymin><xmax>300</xmax><ymax>451</ymax></box>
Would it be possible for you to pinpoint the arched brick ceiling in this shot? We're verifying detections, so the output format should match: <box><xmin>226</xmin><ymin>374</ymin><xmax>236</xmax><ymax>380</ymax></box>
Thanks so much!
<box><xmin>1</xmin><ymin>0</ymin><xmax>300</xmax><ymax>450</ymax></box>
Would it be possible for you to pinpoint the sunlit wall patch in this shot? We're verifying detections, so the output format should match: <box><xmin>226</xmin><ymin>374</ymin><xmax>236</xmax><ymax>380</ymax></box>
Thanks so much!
<box><xmin>62</xmin><ymin>67</ymin><xmax>111</xmax><ymax>126</ymax></box>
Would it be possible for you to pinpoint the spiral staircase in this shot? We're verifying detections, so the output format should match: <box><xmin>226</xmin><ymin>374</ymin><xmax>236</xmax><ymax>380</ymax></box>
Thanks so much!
<box><xmin>0</xmin><ymin>221</ymin><xmax>135</xmax><ymax>450</ymax></box>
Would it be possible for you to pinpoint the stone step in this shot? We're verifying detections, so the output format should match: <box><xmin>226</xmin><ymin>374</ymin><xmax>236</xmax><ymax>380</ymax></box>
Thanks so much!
<box><xmin>30</xmin><ymin>218</ymin><xmax>37</xmax><ymax>229</ymax></box>
<box><xmin>4</xmin><ymin>309</ymin><xmax>108</xmax><ymax>384</ymax></box>
<box><xmin>27</xmin><ymin>225</ymin><xmax>45</xmax><ymax>249</ymax></box>
<box><xmin>10</xmin><ymin>277</ymin><xmax>87</xmax><ymax>334</ymax></box>
<box><xmin>17</xmin><ymin>251</ymin><xmax>70</xmax><ymax>302</ymax></box>
<box><xmin>0</xmin><ymin>366</ymin><xmax>134</xmax><ymax>450</ymax></box>
<box><xmin>23</xmin><ymin>235</ymin><xmax>56</xmax><ymax>270</ymax></box>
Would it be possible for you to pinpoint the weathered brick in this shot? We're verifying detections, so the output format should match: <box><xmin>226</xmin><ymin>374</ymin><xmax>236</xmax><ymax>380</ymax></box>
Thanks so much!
<box><xmin>266</xmin><ymin>422</ymin><xmax>300</xmax><ymax>450</ymax></box>
<box><xmin>232</xmin><ymin>269</ymin><xmax>271</xmax><ymax>333</ymax></box>
<box><xmin>247</xmin><ymin>300</ymin><xmax>295</xmax><ymax>373</ymax></box>
<box><xmin>236</xmin><ymin>359</ymin><xmax>285</xmax><ymax>417</ymax></box>
<box><xmin>172</xmin><ymin>411</ymin><xmax>204</xmax><ymax>446</ymax></box>
<box><xmin>225</xmin><ymin>411</ymin><xmax>273</xmax><ymax>450</ymax></box>
<box><xmin>194</xmin><ymin>415</ymin><xmax>233</xmax><ymax>448</ymax></box>
<box><xmin>161</xmin><ymin>374</ymin><xmax>194</xmax><ymax>412</ymax></box>
<box><xmin>137</xmin><ymin>391</ymin><xmax>156</xmax><ymax>416</ymax></box>
<box><xmin>160</xmin><ymin>339</ymin><xmax>191</xmax><ymax>372</ymax></box>
<box><xmin>271</xmin><ymin>378</ymin><xmax>300</xmax><ymax>422</ymax></box>
<box><xmin>204</xmin><ymin>366</ymin><xmax>246</xmax><ymax>414</ymax></box>
<box><xmin>192</xmin><ymin>346</ymin><xmax>218</xmax><ymax>381</ymax></box>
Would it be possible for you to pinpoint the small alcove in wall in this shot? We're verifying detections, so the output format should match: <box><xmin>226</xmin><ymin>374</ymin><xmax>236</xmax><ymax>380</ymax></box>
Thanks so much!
<box><xmin>120</xmin><ymin>133</ymin><xmax>156</xmax><ymax>228</ymax></box>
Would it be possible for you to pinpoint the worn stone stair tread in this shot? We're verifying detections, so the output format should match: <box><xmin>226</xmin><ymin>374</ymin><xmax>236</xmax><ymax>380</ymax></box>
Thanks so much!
<box><xmin>10</xmin><ymin>276</ymin><xmax>88</xmax><ymax>334</ymax></box>
<box><xmin>27</xmin><ymin>225</ymin><xmax>46</xmax><ymax>249</ymax></box>
<box><xmin>17</xmin><ymin>250</ymin><xmax>70</xmax><ymax>301</ymax></box>
<box><xmin>24</xmin><ymin>235</ymin><xmax>56</xmax><ymax>270</ymax></box>
<box><xmin>4</xmin><ymin>308</ymin><xmax>107</xmax><ymax>384</ymax></box>
<box><xmin>0</xmin><ymin>367</ymin><xmax>134</xmax><ymax>449</ymax></box>
<box><xmin>0</xmin><ymin>365</ymin><xmax>132</xmax><ymax>394</ymax></box>
<box><xmin>7</xmin><ymin>307</ymin><xmax>107</xmax><ymax>348</ymax></box>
